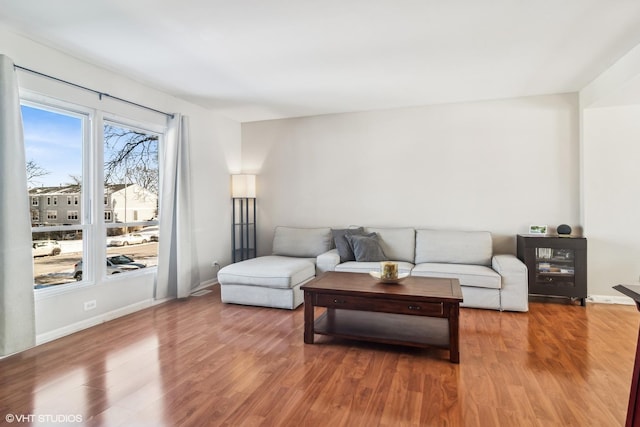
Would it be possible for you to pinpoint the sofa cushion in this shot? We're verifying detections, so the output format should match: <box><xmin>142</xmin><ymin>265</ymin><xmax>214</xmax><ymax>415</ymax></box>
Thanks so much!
<box><xmin>272</xmin><ymin>226</ymin><xmax>333</xmax><ymax>258</ymax></box>
<box><xmin>218</xmin><ymin>256</ymin><xmax>316</xmax><ymax>289</ymax></box>
<box><xmin>415</xmin><ymin>229</ymin><xmax>492</xmax><ymax>266</ymax></box>
<box><xmin>332</xmin><ymin>227</ymin><xmax>365</xmax><ymax>263</ymax></box>
<box><xmin>336</xmin><ymin>261</ymin><xmax>414</xmax><ymax>275</ymax></box>
<box><xmin>346</xmin><ymin>233</ymin><xmax>388</xmax><ymax>262</ymax></box>
<box><xmin>412</xmin><ymin>263</ymin><xmax>501</xmax><ymax>289</ymax></box>
<box><xmin>365</xmin><ymin>227</ymin><xmax>415</xmax><ymax>263</ymax></box>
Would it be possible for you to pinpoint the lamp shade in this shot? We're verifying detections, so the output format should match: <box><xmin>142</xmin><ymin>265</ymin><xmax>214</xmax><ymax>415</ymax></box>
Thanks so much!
<box><xmin>231</xmin><ymin>174</ymin><xmax>256</xmax><ymax>198</ymax></box>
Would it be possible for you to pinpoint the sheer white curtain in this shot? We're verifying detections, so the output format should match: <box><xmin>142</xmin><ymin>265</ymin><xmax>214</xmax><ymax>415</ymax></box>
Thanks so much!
<box><xmin>156</xmin><ymin>114</ymin><xmax>200</xmax><ymax>299</ymax></box>
<box><xmin>0</xmin><ymin>55</ymin><xmax>36</xmax><ymax>356</ymax></box>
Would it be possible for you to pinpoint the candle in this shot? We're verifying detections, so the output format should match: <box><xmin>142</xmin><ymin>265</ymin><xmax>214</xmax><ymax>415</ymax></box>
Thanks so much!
<box><xmin>380</xmin><ymin>261</ymin><xmax>398</xmax><ymax>280</ymax></box>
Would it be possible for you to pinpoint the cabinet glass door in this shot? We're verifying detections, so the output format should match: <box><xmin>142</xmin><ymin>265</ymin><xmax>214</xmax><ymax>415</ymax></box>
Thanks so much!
<box><xmin>535</xmin><ymin>247</ymin><xmax>575</xmax><ymax>287</ymax></box>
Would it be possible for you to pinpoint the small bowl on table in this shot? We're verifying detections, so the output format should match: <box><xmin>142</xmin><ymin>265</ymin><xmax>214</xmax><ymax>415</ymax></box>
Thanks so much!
<box><xmin>369</xmin><ymin>270</ymin><xmax>409</xmax><ymax>284</ymax></box>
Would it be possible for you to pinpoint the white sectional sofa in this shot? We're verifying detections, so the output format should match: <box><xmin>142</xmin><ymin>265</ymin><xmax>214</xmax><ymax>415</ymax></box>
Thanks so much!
<box><xmin>218</xmin><ymin>226</ymin><xmax>529</xmax><ymax>312</ymax></box>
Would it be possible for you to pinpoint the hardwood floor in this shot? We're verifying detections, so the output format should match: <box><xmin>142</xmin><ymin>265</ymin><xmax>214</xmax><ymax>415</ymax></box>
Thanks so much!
<box><xmin>0</xmin><ymin>287</ymin><xmax>638</xmax><ymax>426</ymax></box>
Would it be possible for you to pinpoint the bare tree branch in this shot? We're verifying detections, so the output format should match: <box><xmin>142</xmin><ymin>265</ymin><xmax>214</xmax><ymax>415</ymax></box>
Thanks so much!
<box><xmin>64</xmin><ymin>174</ymin><xmax>82</xmax><ymax>190</ymax></box>
<box><xmin>26</xmin><ymin>159</ymin><xmax>50</xmax><ymax>185</ymax></box>
<box><xmin>104</xmin><ymin>125</ymin><xmax>159</xmax><ymax>194</ymax></box>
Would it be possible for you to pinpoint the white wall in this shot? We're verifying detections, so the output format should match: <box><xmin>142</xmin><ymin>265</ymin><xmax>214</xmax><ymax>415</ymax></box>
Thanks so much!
<box><xmin>0</xmin><ymin>25</ymin><xmax>241</xmax><ymax>341</ymax></box>
<box><xmin>580</xmin><ymin>42</ymin><xmax>640</xmax><ymax>109</ymax></box>
<box><xmin>580</xmin><ymin>44</ymin><xmax>640</xmax><ymax>298</ymax></box>
<box><xmin>582</xmin><ymin>105</ymin><xmax>640</xmax><ymax>297</ymax></box>
<box><xmin>579</xmin><ymin>41</ymin><xmax>640</xmax><ymax>300</ymax></box>
<box><xmin>242</xmin><ymin>93</ymin><xmax>580</xmax><ymax>257</ymax></box>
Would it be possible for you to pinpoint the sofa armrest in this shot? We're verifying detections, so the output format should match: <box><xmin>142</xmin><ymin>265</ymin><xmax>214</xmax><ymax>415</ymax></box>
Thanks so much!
<box><xmin>492</xmin><ymin>254</ymin><xmax>529</xmax><ymax>312</ymax></box>
<box><xmin>492</xmin><ymin>254</ymin><xmax>526</xmax><ymax>274</ymax></box>
<box><xmin>316</xmin><ymin>249</ymin><xmax>340</xmax><ymax>274</ymax></box>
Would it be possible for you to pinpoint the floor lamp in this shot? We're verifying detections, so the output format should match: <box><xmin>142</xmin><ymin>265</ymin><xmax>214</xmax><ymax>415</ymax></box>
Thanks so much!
<box><xmin>231</xmin><ymin>174</ymin><xmax>256</xmax><ymax>262</ymax></box>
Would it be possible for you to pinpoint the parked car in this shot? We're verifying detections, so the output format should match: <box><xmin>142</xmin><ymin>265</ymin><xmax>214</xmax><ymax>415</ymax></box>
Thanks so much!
<box><xmin>107</xmin><ymin>254</ymin><xmax>147</xmax><ymax>269</ymax></box>
<box><xmin>73</xmin><ymin>257</ymin><xmax>145</xmax><ymax>281</ymax></box>
<box><xmin>32</xmin><ymin>240</ymin><xmax>62</xmax><ymax>257</ymax></box>
<box><xmin>107</xmin><ymin>233</ymin><xmax>148</xmax><ymax>246</ymax></box>
<box><xmin>137</xmin><ymin>226</ymin><xmax>159</xmax><ymax>242</ymax></box>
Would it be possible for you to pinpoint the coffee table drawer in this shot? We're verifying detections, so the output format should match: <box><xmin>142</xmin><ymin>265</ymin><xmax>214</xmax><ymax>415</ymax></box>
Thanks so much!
<box><xmin>315</xmin><ymin>293</ymin><xmax>443</xmax><ymax>316</ymax></box>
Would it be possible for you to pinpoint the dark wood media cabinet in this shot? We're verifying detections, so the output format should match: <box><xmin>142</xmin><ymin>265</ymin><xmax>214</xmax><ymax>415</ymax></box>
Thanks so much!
<box><xmin>517</xmin><ymin>234</ymin><xmax>587</xmax><ymax>306</ymax></box>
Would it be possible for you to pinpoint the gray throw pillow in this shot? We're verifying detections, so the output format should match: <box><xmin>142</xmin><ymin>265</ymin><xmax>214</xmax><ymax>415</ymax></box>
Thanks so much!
<box><xmin>346</xmin><ymin>233</ymin><xmax>388</xmax><ymax>262</ymax></box>
<box><xmin>332</xmin><ymin>227</ymin><xmax>365</xmax><ymax>262</ymax></box>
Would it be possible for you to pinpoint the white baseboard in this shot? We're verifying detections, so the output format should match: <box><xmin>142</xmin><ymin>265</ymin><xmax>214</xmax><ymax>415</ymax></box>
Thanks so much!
<box><xmin>151</xmin><ymin>280</ymin><xmax>218</xmax><ymax>304</ymax></box>
<box><xmin>587</xmin><ymin>294</ymin><xmax>635</xmax><ymax>305</ymax></box>
<box><xmin>36</xmin><ymin>299</ymin><xmax>155</xmax><ymax>345</ymax></box>
<box><xmin>197</xmin><ymin>278</ymin><xmax>218</xmax><ymax>290</ymax></box>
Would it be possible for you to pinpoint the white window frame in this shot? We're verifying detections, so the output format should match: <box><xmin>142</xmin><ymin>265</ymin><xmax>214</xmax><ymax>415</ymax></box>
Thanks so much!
<box><xmin>102</xmin><ymin>114</ymin><xmax>162</xmax><ymax>281</ymax></box>
<box><xmin>22</xmin><ymin>91</ymin><xmax>165</xmax><ymax>297</ymax></box>
<box><xmin>22</xmin><ymin>96</ymin><xmax>91</xmax><ymax>296</ymax></box>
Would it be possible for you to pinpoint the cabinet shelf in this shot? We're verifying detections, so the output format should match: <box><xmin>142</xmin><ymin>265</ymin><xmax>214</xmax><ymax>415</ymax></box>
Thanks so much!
<box><xmin>517</xmin><ymin>234</ymin><xmax>587</xmax><ymax>306</ymax></box>
<box><xmin>537</xmin><ymin>272</ymin><xmax>575</xmax><ymax>277</ymax></box>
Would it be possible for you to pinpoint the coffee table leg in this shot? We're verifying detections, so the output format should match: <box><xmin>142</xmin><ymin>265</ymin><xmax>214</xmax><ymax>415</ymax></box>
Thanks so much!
<box><xmin>448</xmin><ymin>303</ymin><xmax>460</xmax><ymax>363</ymax></box>
<box><xmin>304</xmin><ymin>291</ymin><xmax>314</xmax><ymax>344</ymax></box>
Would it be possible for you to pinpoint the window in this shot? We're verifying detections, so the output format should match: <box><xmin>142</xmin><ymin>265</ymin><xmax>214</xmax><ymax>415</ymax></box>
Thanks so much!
<box><xmin>23</xmin><ymin>102</ymin><xmax>84</xmax><ymax>289</ymax></box>
<box><xmin>104</xmin><ymin>121</ymin><xmax>159</xmax><ymax>269</ymax></box>
<box><xmin>23</xmin><ymin>99</ymin><xmax>163</xmax><ymax>290</ymax></box>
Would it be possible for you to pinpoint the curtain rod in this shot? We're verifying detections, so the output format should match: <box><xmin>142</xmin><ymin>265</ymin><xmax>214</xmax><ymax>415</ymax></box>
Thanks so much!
<box><xmin>14</xmin><ymin>65</ymin><xmax>175</xmax><ymax>119</ymax></box>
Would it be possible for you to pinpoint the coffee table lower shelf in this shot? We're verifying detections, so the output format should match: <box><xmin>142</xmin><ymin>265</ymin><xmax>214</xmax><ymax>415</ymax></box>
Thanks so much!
<box><xmin>313</xmin><ymin>308</ymin><xmax>450</xmax><ymax>350</ymax></box>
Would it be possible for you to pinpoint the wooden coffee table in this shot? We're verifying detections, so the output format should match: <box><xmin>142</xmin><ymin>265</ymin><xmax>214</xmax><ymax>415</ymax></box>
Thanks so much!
<box><xmin>301</xmin><ymin>271</ymin><xmax>463</xmax><ymax>363</ymax></box>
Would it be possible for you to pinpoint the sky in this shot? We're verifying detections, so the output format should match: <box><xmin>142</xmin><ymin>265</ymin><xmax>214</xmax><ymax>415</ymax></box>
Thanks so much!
<box><xmin>22</xmin><ymin>104</ymin><xmax>83</xmax><ymax>188</ymax></box>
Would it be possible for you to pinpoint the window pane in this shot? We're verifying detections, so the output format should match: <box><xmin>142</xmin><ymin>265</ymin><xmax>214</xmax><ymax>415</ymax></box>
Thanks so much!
<box><xmin>103</xmin><ymin>122</ymin><xmax>159</xmax><ymax>272</ymax></box>
<box><xmin>23</xmin><ymin>105</ymin><xmax>82</xmax><ymax>207</ymax></box>
<box><xmin>32</xmin><ymin>231</ymin><xmax>84</xmax><ymax>289</ymax></box>
<box><xmin>103</xmin><ymin>123</ymin><xmax>159</xmax><ymax>224</ymax></box>
<box><xmin>23</xmin><ymin>104</ymin><xmax>84</xmax><ymax>289</ymax></box>
<box><xmin>106</xmin><ymin>229</ymin><xmax>158</xmax><ymax>273</ymax></box>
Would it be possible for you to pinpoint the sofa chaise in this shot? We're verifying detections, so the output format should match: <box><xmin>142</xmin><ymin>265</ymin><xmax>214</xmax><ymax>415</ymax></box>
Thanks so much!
<box><xmin>218</xmin><ymin>226</ymin><xmax>528</xmax><ymax>312</ymax></box>
<box><xmin>217</xmin><ymin>227</ymin><xmax>333</xmax><ymax>309</ymax></box>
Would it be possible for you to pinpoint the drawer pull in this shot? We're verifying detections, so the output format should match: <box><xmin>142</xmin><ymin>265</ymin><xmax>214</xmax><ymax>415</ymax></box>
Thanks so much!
<box><xmin>333</xmin><ymin>299</ymin><xmax>346</xmax><ymax>304</ymax></box>
<box><xmin>408</xmin><ymin>305</ymin><xmax>421</xmax><ymax>310</ymax></box>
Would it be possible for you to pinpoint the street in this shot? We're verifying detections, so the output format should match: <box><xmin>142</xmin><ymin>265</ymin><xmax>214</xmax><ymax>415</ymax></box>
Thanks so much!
<box><xmin>33</xmin><ymin>241</ymin><xmax>158</xmax><ymax>287</ymax></box>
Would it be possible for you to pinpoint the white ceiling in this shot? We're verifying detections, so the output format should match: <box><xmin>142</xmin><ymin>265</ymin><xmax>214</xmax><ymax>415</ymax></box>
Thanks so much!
<box><xmin>1</xmin><ymin>0</ymin><xmax>640</xmax><ymax>122</ymax></box>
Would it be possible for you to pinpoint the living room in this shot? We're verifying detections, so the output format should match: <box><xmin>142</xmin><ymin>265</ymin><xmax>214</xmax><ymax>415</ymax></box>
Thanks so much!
<box><xmin>2</xmin><ymin>1</ymin><xmax>640</xmax><ymax>425</ymax></box>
